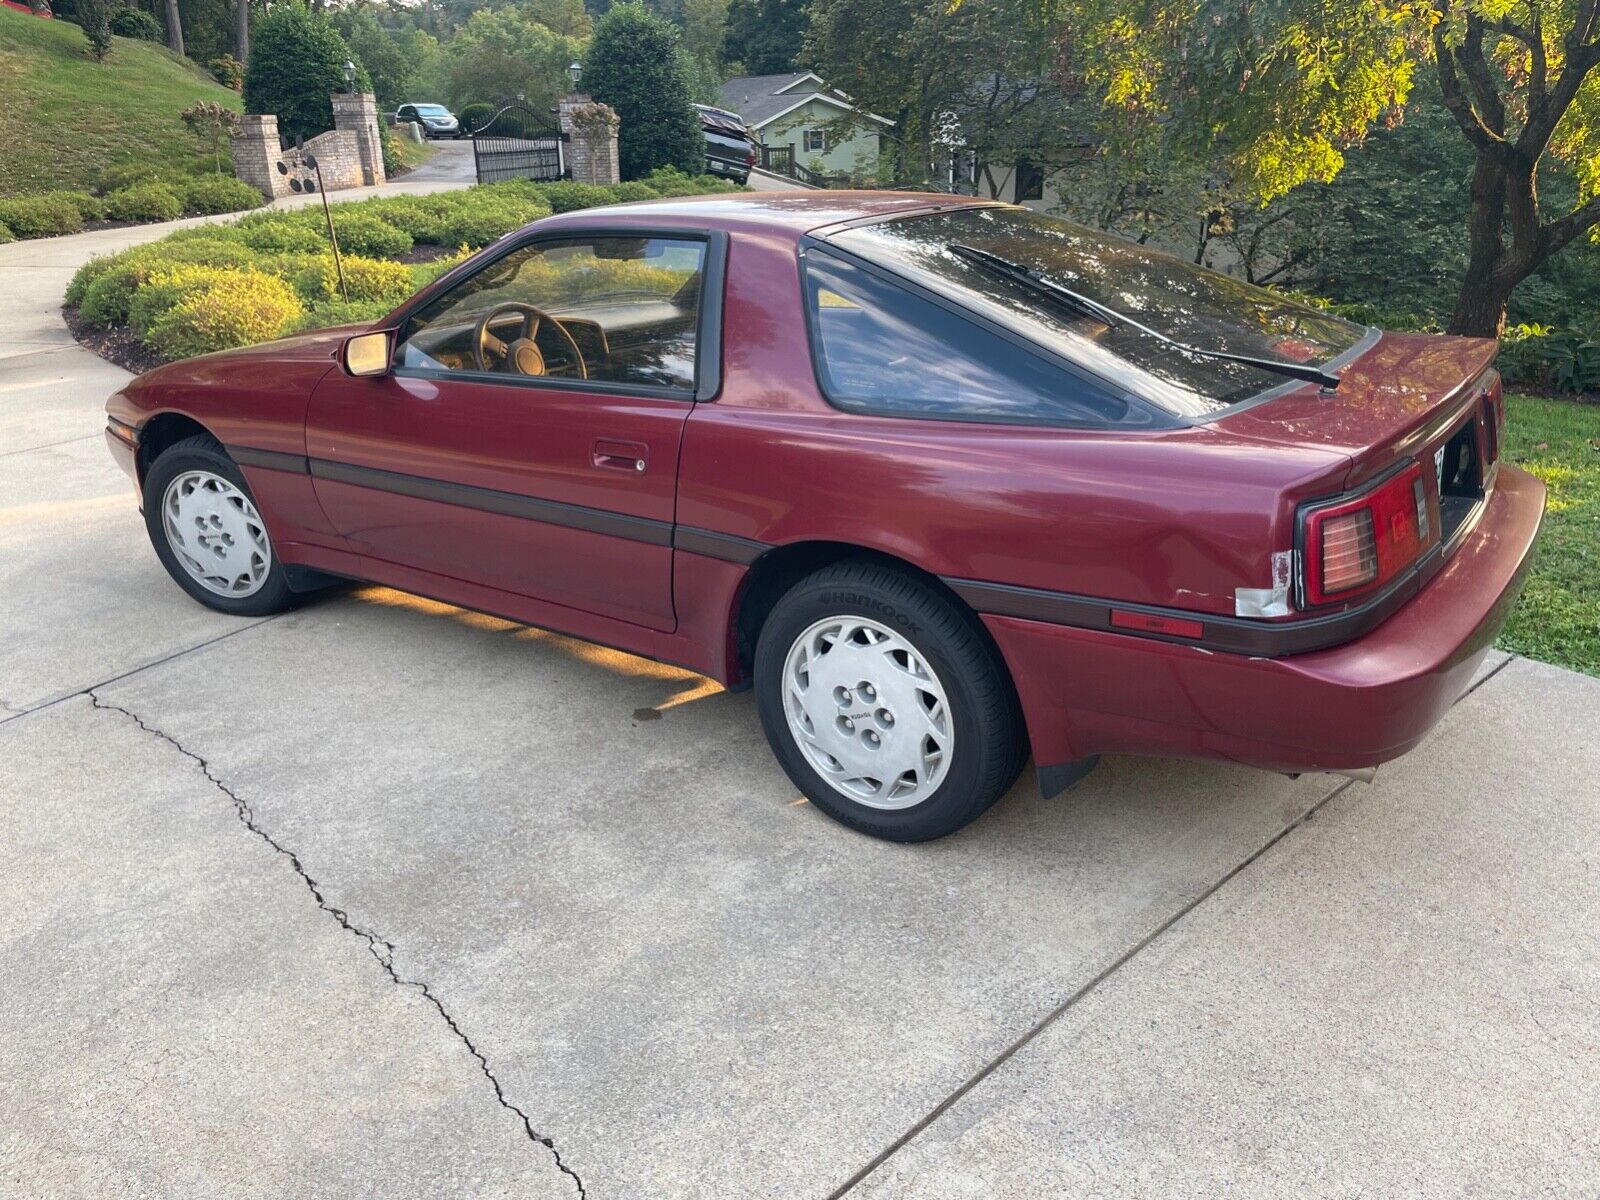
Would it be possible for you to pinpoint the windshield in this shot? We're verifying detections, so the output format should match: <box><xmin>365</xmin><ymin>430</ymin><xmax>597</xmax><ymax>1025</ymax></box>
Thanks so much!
<box><xmin>826</xmin><ymin>207</ymin><xmax>1368</xmax><ymax>417</ymax></box>
<box><xmin>414</xmin><ymin>104</ymin><xmax>450</xmax><ymax>116</ymax></box>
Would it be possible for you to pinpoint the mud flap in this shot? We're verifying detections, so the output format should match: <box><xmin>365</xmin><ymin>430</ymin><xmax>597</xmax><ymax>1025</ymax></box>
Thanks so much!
<box><xmin>1036</xmin><ymin>755</ymin><xmax>1100</xmax><ymax>799</ymax></box>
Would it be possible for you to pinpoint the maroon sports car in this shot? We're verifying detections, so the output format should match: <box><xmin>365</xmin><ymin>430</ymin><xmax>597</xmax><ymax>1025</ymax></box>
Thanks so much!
<box><xmin>106</xmin><ymin>193</ymin><xmax>1544</xmax><ymax>841</ymax></box>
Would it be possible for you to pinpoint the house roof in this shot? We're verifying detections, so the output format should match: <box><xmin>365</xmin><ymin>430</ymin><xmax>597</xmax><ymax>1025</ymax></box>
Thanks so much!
<box><xmin>719</xmin><ymin>73</ymin><xmax>892</xmax><ymax>130</ymax></box>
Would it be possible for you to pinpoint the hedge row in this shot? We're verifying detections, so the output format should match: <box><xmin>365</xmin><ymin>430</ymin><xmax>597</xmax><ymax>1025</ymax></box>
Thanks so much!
<box><xmin>0</xmin><ymin>174</ymin><xmax>264</xmax><ymax>241</ymax></box>
<box><xmin>67</xmin><ymin>168</ymin><xmax>743</xmax><ymax>360</ymax></box>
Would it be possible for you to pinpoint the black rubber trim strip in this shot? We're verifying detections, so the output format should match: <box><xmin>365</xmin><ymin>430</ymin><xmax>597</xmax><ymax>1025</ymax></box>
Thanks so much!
<box><xmin>943</xmin><ymin>549</ymin><xmax>1463</xmax><ymax>659</ymax></box>
<box><xmin>672</xmin><ymin>526</ymin><xmax>768</xmax><ymax>565</ymax></box>
<box><xmin>221</xmin><ymin>443</ymin><xmax>1461</xmax><ymax>657</ymax></box>
<box><xmin>307</xmin><ymin>456</ymin><xmax>676</xmax><ymax>547</ymax></box>
<box><xmin>229</xmin><ymin>445</ymin><xmax>311</xmax><ymax>474</ymax></box>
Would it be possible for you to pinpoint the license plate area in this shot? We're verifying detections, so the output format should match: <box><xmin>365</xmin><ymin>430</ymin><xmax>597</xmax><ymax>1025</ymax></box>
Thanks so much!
<box><xmin>1436</xmin><ymin>414</ymin><xmax>1484</xmax><ymax>545</ymax></box>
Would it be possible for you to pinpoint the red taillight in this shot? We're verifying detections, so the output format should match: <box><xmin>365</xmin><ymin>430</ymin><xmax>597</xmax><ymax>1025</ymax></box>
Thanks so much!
<box><xmin>746</xmin><ymin>148</ymin><xmax>757</xmax><ymax>166</ymax></box>
<box><xmin>1482</xmin><ymin>371</ymin><xmax>1504</xmax><ymax>465</ymax></box>
<box><xmin>1300</xmin><ymin>461</ymin><xmax>1433</xmax><ymax>607</ymax></box>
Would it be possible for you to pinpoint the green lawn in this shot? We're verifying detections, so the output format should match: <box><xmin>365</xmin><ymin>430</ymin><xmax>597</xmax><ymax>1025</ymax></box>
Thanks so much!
<box><xmin>1499</xmin><ymin>393</ymin><xmax>1599</xmax><ymax>676</ymax></box>
<box><xmin>0</xmin><ymin>8</ymin><xmax>243</xmax><ymax>194</ymax></box>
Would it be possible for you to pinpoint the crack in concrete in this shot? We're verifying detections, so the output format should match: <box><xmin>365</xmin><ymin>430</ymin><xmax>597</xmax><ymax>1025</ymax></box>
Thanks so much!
<box><xmin>86</xmin><ymin>690</ymin><xmax>586</xmax><ymax>1199</ymax></box>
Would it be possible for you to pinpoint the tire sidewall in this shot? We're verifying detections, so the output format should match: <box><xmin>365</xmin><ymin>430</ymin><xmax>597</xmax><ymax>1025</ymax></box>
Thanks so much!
<box><xmin>755</xmin><ymin>573</ymin><xmax>1005</xmax><ymax>842</ymax></box>
<box><xmin>143</xmin><ymin>440</ymin><xmax>292</xmax><ymax>617</ymax></box>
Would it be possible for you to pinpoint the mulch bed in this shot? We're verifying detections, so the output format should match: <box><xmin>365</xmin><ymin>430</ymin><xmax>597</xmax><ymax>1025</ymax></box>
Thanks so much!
<box><xmin>63</xmin><ymin>305</ymin><xmax>167</xmax><ymax>375</ymax></box>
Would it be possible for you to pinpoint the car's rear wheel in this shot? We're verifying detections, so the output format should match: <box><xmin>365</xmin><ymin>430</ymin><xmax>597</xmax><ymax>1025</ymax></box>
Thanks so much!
<box><xmin>755</xmin><ymin>562</ymin><xmax>1027</xmax><ymax>841</ymax></box>
<box><xmin>143</xmin><ymin>435</ymin><xmax>295</xmax><ymax>617</ymax></box>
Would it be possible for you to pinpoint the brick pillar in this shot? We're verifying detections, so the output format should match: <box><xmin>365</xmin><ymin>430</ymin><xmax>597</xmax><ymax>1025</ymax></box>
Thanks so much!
<box><xmin>331</xmin><ymin>91</ymin><xmax>385</xmax><ymax>187</ymax></box>
<box><xmin>233</xmin><ymin>114</ymin><xmax>289</xmax><ymax>200</ymax></box>
<box><xmin>557</xmin><ymin>94</ymin><xmax>620</xmax><ymax>185</ymax></box>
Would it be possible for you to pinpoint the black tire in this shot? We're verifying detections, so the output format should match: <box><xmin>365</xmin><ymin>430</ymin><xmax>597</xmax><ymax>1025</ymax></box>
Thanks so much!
<box><xmin>143</xmin><ymin>434</ymin><xmax>297</xmax><ymax>617</ymax></box>
<box><xmin>754</xmin><ymin>562</ymin><xmax>1027</xmax><ymax>841</ymax></box>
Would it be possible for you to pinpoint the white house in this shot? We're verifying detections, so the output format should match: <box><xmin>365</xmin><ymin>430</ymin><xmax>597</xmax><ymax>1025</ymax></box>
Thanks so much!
<box><xmin>719</xmin><ymin>71</ymin><xmax>893</xmax><ymax>182</ymax></box>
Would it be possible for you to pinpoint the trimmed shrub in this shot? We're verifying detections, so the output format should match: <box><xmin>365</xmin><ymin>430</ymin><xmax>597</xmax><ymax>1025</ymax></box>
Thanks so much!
<box><xmin>127</xmin><ymin>265</ymin><xmax>241</xmax><ymax>338</ymax></box>
<box><xmin>326</xmin><ymin>211</ymin><xmax>412</xmax><ymax>258</ymax></box>
<box><xmin>639</xmin><ymin>166</ymin><xmax>740</xmax><ymax>197</ymax></box>
<box><xmin>181</xmin><ymin>175</ymin><xmax>264</xmax><ymax>216</ymax></box>
<box><xmin>0</xmin><ymin>223</ymin><xmax>13</xmax><ymax>245</ymax></box>
<box><xmin>286</xmin><ymin>299</ymin><xmax>395</xmax><ymax>334</ymax></box>
<box><xmin>67</xmin><ymin>238</ymin><xmax>257</xmax><ymax>308</ymax></box>
<box><xmin>110</xmin><ymin>6</ymin><xmax>163</xmax><ymax>40</ymax></box>
<box><xmin>96</xmin><ymin>162</ymin><xmax>176</xmax><ymax>193</ymax></box>
<box><xmin>210</xmin><ymin>55</ymin><xmax>245</xmax><ymax>91</ymax></box>
<box><xmin>607</xmin><ymin>181</ymin><xmax>662</xmax><ymax>203</ymax></box>
<box><xmin>233</xmin><ymin>216</ymin><xmax>331</xmax><ymax>254</ymax></box>
<box><xmin>358</xmin><ymin>195</ymin><xmax>451</xmax><ymax>243</ymax></box>
<box><xmin>56</xmin><ymin>190</ymin><xmax>108</xmax><ymax>222</ymax></box>
<box><xmin>80</xmin><ymin>260</ymin><xmax>161</xmax><ymax>326</ymax></box>
<box><xmin>0</xmin><ymin>194</ymin><xmax>84</xmax><ymax>239</ymax></box>
<box><xmin>144</xmin><ymin>269</ymin><xmax>304</xmax><ymax>359</ymax></box>
<box><xmin>541</xmin><ymin>181</ymin><xmax>617</xmax><ymax>213</ymax></box>
<box><xmin>104</xmin><ymin>181</ymin><xmax>184</xmax><ymax>223</ymax></box>
<box><xmin>433</xmin><ymin>189</ymin><xmax>552</xmax><ymax>248</ymax></box>
<box><xmin>291</xmin><ymin>254</ymin><xmax>414</xmax><ymax>305</ymax></box>
<box><xmin>458</xmin><ymin>102</ymin><xmax>493</xmax><ymax>134</ymax></box>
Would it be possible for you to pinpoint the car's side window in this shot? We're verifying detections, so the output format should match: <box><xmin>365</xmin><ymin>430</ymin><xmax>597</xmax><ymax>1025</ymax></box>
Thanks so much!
<box><xmin>400</xmin><ymin>235</ymin><xmax>707</xmax><ymax>393</ymax></box>
<box><xmin>803</xmin><ymin>249</ymin><xmax>1141</xmax><ymax>427</ymax></box>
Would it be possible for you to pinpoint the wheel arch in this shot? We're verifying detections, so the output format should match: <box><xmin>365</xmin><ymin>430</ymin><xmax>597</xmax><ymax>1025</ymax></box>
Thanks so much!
<box><xmin>729</xmin><ymin>541</ymin><xmax>1017</xmax><ymax>709</ymax></box>
<box><xmin>136</xmin><ymin>411</ymin><xmax>218</xmax><ymax>483</ymax></box>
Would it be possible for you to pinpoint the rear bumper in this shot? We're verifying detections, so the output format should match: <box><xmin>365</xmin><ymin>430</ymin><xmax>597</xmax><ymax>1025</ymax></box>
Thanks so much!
<box><xmin>991</xmin><ymin>464</ymin><xmax>1545</xmax><ymax>775</ymax></box>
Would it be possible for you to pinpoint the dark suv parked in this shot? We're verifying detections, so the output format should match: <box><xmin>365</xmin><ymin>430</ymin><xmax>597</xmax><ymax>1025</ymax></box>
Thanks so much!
<box><xmin>695</xmin><ymin>104</ymin><xmax>757</xmax><ymax>184</ymax></box>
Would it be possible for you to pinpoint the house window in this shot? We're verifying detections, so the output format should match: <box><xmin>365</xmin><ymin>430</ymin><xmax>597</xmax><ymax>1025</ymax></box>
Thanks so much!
<box><xmin>1014</xmin><ymin>159</ymin><xmax>1045</xmax><ymax>202</ymax></box>
<box><xmin>803</xmin><ymin>128</ymin><xmax>827</xmax><ymax>154</ymax></box>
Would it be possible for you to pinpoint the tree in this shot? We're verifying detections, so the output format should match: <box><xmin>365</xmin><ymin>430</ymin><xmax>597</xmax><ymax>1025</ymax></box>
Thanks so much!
<box><xmin>723</xmin><ymin>0</ymin><xmax>807</xmax><ymax>74</ymax></box>
<box><xmin>1058</xmin><ymin>0</ymin><xmax>1600</xmax><ymax>336</ymax></box>
<box><xmin>585</xmin><ymin>2</ymin><xmax>703</xmax><ymax>178</ymax></box>
<box><xmin>810</xmin><ymin>0</ymin><xmax>1076</xmax><ymax>185</ymax></box>
<box><xmin>236</xmin><ymin>0</ymin><xmax>250</xmax><ymax>62</ymax></box>
<box><xmin>242</xmin><ymin>1</ymin><xmax>369</xmax><ymax>145</ymax></box>
<box><xmin>333</xmin><ymin>7</ymin><xmax>416</xmax><ymax>109</ymax></box>
<box><xmin>182</xmin><ymin>100</ymin><xmax>244</xmax><ymax>171</ymax></box>
<box><xmin>77</xmin><ymin>0</ymin><xmax>115</xmax><ymax>60</ymax></box>
<box><xmin>443</xmin><ymin>6</ymin><xmax>587</xmax><ymax>109</ymax></box>
<box><xmin>163</xmin><ymin>0</ymin><xmax>184</xmax><ymax>55</ymax></box>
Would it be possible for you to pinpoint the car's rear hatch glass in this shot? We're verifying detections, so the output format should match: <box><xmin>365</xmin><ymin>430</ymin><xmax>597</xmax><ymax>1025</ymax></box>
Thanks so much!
<box><xmin>824</xmin><ymin>206</ymin><xmax>1370</xmax><ymax>420</ymax></box>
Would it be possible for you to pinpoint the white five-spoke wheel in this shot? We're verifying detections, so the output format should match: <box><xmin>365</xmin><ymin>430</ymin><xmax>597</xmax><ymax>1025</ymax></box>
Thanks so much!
<box><xmin>143</xmin><ymin>435</ymin><xmax>296</xmax><ymax>617</ymax></box>
<box><xmin>755</xmin><ymin>562</ymin><xmax>1027</xmax><ymax>842</ymax></box>
<box><xmin>782</xmin><ymin>616</ymin><xmax>953</xmax><ymax>809</ymax></box>
<box><xmin>161</xmin><ymin>470</ymin><xmax>272</xmax><ymax>597</ymax></box>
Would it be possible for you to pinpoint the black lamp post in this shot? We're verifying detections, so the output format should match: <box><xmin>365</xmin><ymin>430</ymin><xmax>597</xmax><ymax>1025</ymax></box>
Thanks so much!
<box><xmin>569</xmin><ymin>60</ymin><xmax>582</xmax><ymax>91</ymax></box>
<box><xmin>343</xmin><ymin>59</ymin><xmax>357</xmax><ymax>93</ymax></box>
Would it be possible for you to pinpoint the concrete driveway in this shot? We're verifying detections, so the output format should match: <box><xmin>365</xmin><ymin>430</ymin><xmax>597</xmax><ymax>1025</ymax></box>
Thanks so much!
<box><xmin>2</xmin><ymin>200</ymin><xmax>1597</xmax><ymax>1199</ymax></box>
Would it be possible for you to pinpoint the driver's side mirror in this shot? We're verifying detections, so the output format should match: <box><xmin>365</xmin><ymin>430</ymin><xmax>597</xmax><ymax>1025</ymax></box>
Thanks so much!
<box><xmin>343</xmin><ymin>331</ymin><xmax>393</xmax><ymax>378</ymax></box>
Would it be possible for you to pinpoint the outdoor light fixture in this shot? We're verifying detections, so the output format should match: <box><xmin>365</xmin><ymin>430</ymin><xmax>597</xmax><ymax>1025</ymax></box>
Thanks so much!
<box><xmin>570</xmin><ymin>60</ymin><xmax>582</xmax><ymax>88</ymax></box>
<box><xmin>343</xmin><ymin>59</ymin><xmax>357</xmax><ymax>92</ymax></box>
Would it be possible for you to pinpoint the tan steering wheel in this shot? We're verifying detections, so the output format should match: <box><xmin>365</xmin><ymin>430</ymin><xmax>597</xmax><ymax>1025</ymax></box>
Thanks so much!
<box><xmin>473</xmin><ymin>301</ymin><xmax>588</xmax><ymax>379</ymax></box>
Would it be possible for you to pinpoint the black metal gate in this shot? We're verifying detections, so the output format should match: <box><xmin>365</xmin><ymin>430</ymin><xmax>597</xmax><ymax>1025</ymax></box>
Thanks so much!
<box><xmin>471</xmin><ymin>102</ymin><xmax>568</xmax><ymax>185</ymax></box>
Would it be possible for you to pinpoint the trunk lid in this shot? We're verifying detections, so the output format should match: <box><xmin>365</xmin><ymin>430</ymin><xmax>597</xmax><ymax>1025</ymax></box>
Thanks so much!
<box><xmin>1216</xmin><ymin>331</ymin><xmax>1500</xmax><ymax>490</ymax></box>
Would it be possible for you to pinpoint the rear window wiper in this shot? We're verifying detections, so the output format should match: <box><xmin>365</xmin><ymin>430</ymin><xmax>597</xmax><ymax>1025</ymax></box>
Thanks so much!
<box><xmin>948</xmin><ymin>243</ymin><xmax>1340</xmax><ymax>391</ymax></box>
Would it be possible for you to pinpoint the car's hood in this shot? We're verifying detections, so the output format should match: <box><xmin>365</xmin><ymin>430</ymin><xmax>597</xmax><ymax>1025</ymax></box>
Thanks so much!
<box><xmin>132</xmin><ymin>324</ymin><xmax>367</xmax><ymax>388</ymax></box>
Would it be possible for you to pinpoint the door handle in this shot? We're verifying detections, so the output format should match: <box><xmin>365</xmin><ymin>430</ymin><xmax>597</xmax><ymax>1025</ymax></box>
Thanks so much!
<box><xmin>592</xmin><ymin>439</ymin><xmax>648</xmax><ymax>473</ymax></box>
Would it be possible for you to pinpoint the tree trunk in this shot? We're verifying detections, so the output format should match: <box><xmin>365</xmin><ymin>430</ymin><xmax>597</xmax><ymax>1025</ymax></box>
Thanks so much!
<box><xmin>163</xmin><ymin>0</ymin><xmax>184</xmax><ymax>56</ymax></box>
<box><xmin>235</xmin><ymin>0</ymin><xmax>250</xmax><ymax>63</ymax></box>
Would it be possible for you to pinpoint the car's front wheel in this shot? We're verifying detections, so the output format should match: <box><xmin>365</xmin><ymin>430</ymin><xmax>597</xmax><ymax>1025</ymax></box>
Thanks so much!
<box><xmin>143</xmin><ymin>435</ymin><xmax>296</xmax><ymax>617</ymax></box>
<box><xmin>755</xmin><ymin>563</ymin><xmax>1027</xmax><ymax>841</ymax></box>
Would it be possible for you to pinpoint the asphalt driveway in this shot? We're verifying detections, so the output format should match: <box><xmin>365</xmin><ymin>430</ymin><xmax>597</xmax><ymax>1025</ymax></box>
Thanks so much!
<box><xmin>2</xmin><ymin>203</ymin><xmax>1596</xmax><ymax>1199</ymax></box>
